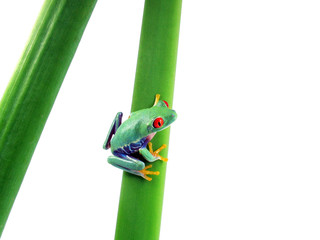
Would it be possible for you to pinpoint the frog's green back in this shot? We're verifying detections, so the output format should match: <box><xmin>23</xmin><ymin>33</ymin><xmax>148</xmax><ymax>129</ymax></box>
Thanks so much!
<box><xmin>110</xmin><ymin>112</ymin><xmax>145</xmax><ymax>151</ymax></box>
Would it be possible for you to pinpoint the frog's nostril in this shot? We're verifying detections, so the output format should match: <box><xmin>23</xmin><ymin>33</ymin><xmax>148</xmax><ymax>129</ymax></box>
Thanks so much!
<box><xmin>171</xmin><ymin>111</ymin><xmax>177</xmax><ymax>120</ymax></box>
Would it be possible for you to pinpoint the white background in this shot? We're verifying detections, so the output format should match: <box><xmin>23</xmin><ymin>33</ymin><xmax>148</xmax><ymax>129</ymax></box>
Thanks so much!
<box><xmin>1</xmin><ymin>0</ymin><xmax>320</xmax><ymax>239</ymax></box>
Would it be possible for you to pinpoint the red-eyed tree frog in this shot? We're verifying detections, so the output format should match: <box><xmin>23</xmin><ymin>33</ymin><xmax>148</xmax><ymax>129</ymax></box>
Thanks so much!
<box><xmin>103</xmin><ymin>94</ymin><xmax>177</xmax><ymax>181</ymax></box>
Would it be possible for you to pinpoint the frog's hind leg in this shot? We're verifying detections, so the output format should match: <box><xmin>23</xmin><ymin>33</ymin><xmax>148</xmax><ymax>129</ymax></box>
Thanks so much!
<box><xmin>107</xmin><ymin>154</ymin><xmax>159</xmax><ymax>181</ymax></box>
<box><xmin>103</xmin><ymin>112</ymin><xmax>123</xmax><ymax>150</ymax></box>
<box><xmin>108</xmin><ymin>155</ymin><xmax>144</xmax><ymax>171</ymax></box>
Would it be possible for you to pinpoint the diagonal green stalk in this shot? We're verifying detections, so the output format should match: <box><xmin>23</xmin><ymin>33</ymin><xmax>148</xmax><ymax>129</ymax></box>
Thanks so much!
<box><xmin>115</xmin><ymin>0</ymin><xmax>182</xmax><ymax>239</ymax></box>
<box><xmin>0</xmin><ymin>0</ymin><xmax>96</xmax><ymax>236</ymax></box>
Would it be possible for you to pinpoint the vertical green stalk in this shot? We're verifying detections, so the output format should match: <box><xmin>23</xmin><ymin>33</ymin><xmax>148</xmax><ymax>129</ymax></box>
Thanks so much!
<box><xmin>0</xmin><ymin>0</ymin><xmax>96</xmax><ymax>236</ymax></box>
<box><xmin>115</xmin><ymin>0</ymin><xmax>182</xmax><ymax>239</ymax></box>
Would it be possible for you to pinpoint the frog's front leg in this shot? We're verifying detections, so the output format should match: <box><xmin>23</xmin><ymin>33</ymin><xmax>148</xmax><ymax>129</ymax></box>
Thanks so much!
<box><xmin>139</xmin><ymin>143</ymin><xmax>168</xmax><ymax>162</ymax></box>
<box><xmin>108</xmin><ymin>153</ymin><xmax>159</xmax><ymax>181</ymax></box>
<box><xmin>139</xmin><ymin>147</ymin><xmax>158</xmax><ymax>162</ymax></box>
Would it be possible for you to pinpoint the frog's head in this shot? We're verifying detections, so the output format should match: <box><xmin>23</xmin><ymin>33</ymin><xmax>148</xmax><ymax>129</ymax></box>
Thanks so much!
<box><xmin>146</xmin><ymin>100</ymin><xmax>177</xmax><ymax>134</ymax></box>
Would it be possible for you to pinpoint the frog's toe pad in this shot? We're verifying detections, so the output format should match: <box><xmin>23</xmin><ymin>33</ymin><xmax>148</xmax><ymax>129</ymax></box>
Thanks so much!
<box><xmin>153</xmin><ymin>94</ymin><xmax>161</xmax><ymax>106</ymax></box>
<box><xmin>148</xmin><ymin>143</ymin><xmax>168</xmax><ymax>162</ymax></box>
<box><xmin>138</xmin><ymin>165</ymin><xmax>160</xmax><ymax>181</ymax></box>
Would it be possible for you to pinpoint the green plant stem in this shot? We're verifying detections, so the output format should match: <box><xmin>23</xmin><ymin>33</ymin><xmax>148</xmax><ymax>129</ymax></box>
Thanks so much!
<box><xmin>0</xmin><ymin>0</ymin><xmax>96</xmax><ymax>236</ymax></box>
<box><xmin>114</xmin><ymin>0</ymin><xmax>182</xmax><ymax>239</ymax></box>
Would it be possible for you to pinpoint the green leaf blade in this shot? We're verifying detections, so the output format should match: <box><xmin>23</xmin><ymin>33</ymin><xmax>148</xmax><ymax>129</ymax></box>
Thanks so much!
<box><xmin>0</xmin><ymin>0</ymin><xmax>97</xmax><ymax>236</ymax></box>
<box><xmin>115</xmin><ymin>0</ymin><xmax>182</xmax><ymax>239</ymax></box>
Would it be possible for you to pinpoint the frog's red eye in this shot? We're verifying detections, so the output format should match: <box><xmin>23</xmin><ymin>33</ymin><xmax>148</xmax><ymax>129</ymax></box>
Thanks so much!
<box><xmin>163</xmin><ymin>100</ymin><xmax>169</xmax><ymax>108</ymax></box>
<box><xmin>153</xmin><ymin>117</ymin><xmax>164</xmax><ymax>128</ymax></box>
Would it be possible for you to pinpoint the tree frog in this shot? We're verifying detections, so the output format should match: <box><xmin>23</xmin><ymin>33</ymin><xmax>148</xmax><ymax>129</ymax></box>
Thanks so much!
<box><xmin>103</xmin><ymin>94</ymin><xmax>177</xmax><ymax>181</ymax></box>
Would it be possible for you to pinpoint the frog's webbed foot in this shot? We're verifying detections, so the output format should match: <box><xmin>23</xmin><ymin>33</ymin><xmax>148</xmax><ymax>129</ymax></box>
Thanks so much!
<box><xmin>148</xmin><ymin>142</ymin><xmax>168</xmax><ymax>162</ymax></box>
<box><xmin>138</xmin><ymin>165</ymin><xmax>160</xmax><ymax>181</ymax></box>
